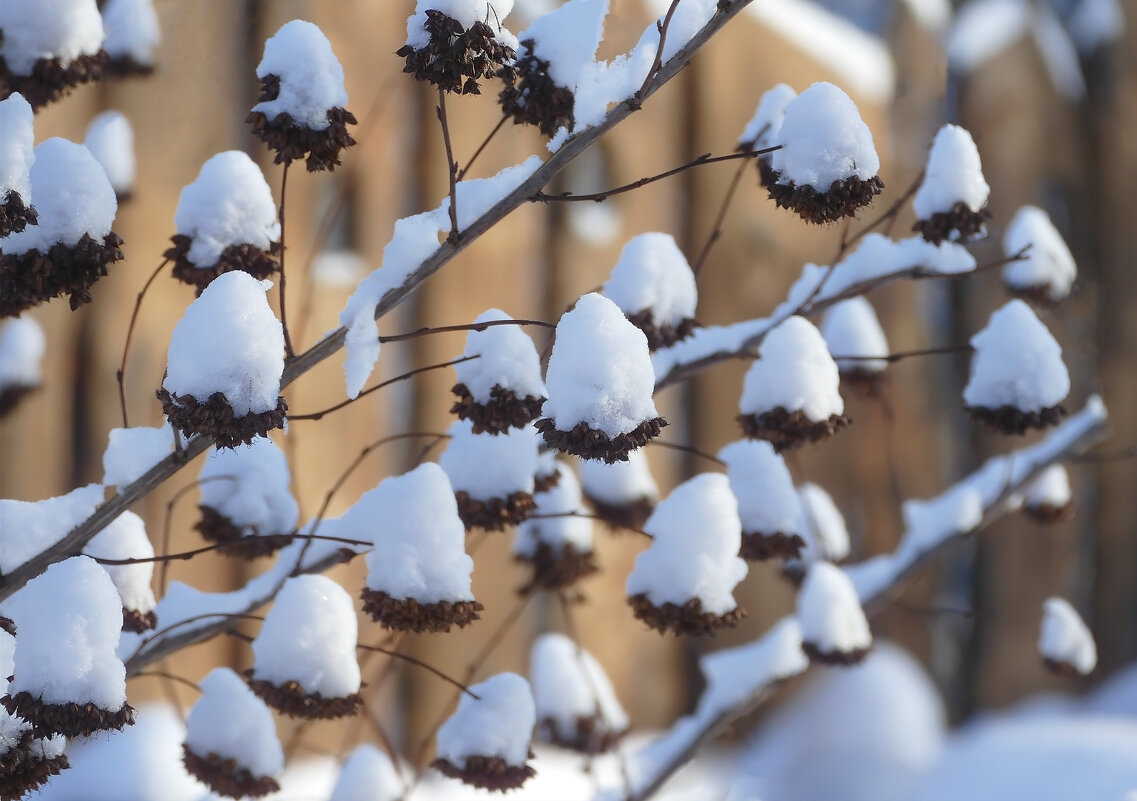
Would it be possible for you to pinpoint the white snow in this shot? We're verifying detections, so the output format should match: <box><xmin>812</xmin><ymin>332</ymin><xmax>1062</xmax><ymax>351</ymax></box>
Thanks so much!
<box><xmin>198</xmin><ymin>437</ymin><xmax>299</xmax><ymax>537</ymax></box>
<box><xmin>183</xmin><ymin>667</ymin><xmax>284</xmax><ymax>779</ymax></box>
<box><xmin>6</xmin><ymin>555</ymin><xmax>126</xmax><ymax>709</ymax></box>
<box><xmin>252</xmin><ymin>574</ymin><xmax>361</xmax><ymax>698</ymax></box>
<box><xmin>440</xmin><ymin>419</ymin><xmax>538</xmax><ymax>501</ymax></box>
<box><xmin>0</xmin><ymin>483</ymin><xmax>104</xmax><ymax>574</ymax></box>
<box><xmin>946</xmin><ymin>0</ymin><xmax>1031</xmax><ymax>73</ymax></box>
<box><xmin>1039</xmin><ymin>597</ymin><xmax>1096</xmax><ymax>675</ymax></box>
<box><xmin>896</xmin><ymin>486</ymin><xmax>984</xmax><ymax>566</ymax></box>
<box><xmin>172</xmin><ymin>150</ymin><xmax>280</xmax><ymax>268</ymax></box>
<box><xmin>1</xmin><ymin>138</ymin><xmax>117</xmax><ymax>256</ymax></box>
<box><xmin>797</xmin><ymin>561</ymin><xmax>873</xmax><ymax>656</ymax></box>
<box><xmin>339</xmin><ymin>156</ymin><xmax>542</xmax><ymax>398</ymax></box>
<box><xmin>162</xmin><ymin>271</ymin><xmax>285</xmax><ymax>417</ymax></box>
<box><xmin>963</xmin><ymin>299</ymin><xmax>1069</xmax><ymax>412</ymax></box>
<box><xmin>83</xmin><ymin>111</ymin><xmax>135</xmax><ymax>198</ymax></box>
<box><xmin>644</xmin><ymin>0</ymin><xmax>718</xmax><ymax>62</ymax></box>
<box><xmin>253</xmin><ymin>20</ymin><xmax>349</xmax><ymax>130</ymax></box>
<box><xmin>519</xmin><ymin>0</ymin><xmax>608</xmax><ymax>90</ymax></box>
<box><xmin>101</xmin><ymin>0</ymin><xmax>161</xmax><ymax>69</ymax></box>
<box><xmin>719</xmin><ymin>439</ymin><xmax>805</xmax><ymax>538</ymax></box>
<box><xmin>529</xmin><ymin>633</ymin><xmax>627</xmax><ymax>742</ymax></box>
<box><xmin>542</xmin><ymin>293</ymin><xmax>660</xmax><ymax>438</ymax></box>
<box><xmin>0</xmin><ymin>93</ymin><xmax>35</xmax><ymax>205</ymax></box>
<box><xmin>578</xmin><ymin>448</ymin><xmax>659</xmax><ymax>507</ymax></box>
<box><xmin>899</xmin><ymin>0</ymin><xmax>952</xmax><ymax>32</ymax></box>
<box><xmin>405</xmin><ymin>0</ymin><xmax>518</xmax><ymax>50</ymax></box>
<box><xmin>0</xmin><ymin>315</ymin><xmax>45</xmax><ymax>391</ymax></box>
<box><xmin>739</xmin><ymin>83</ymin><xmax>797</xmax><ymax>149</ymax></box>
<box><xmin>740</xmin><ymin>316</ymin><xmax>844</xmax><ymax>422</ymax></box>
<box><xmin>0</xmin><ymin>0</ymin><xmax>104</xmax><ymax>75</ymax></box>
<box><xmin>770</xmin><ymin>82</ymin><xmax>880</xmax><ymax>191</ymax></box>
<box><xmin>1068</xmin><ymin>0</ymin><xmax>1126</xmax><ymax>53</ymax></box>
<box><xmin>454</xmin><ymin>308</ymin><xmax>546</xmax><ymax>403</ymax></box>
<box><xmin>797</xmin><ymin>483</ymin><xmax>851</xmax><ymax>564</ymax></box>
<box><xmin>312</xmin><ymin>249</ymin><xmax>368</xmax><ymax>288</ymax></box>
<box><xmin>913</xmin><ymin>124</ymin><xmax>990</xmax><ymax>220</ymax></box>
<box><xmin>1</xmin><ymin>629</ymin><xmax>66</xmax><ymax>763</ymax></box>
<box><xmin>1031</xmin><ymin>3</ymin><xmax>1086</xmax><ymax>102</ymax></box>
<box><xmin>572</xmin><ymin>34</ymin><xmax>657</xmax><ymax>131</ymax></box>
<box><xmin>101</xmin><ymin>424</ymin><xmax>174</xmax><ymax>489</ymax></box>
<box><xmin>436</xmin><ymin>672</ymin><xmax>536</xmax><ymax>768</ymax></box>
<box><xmin>626</xmin><ymin>473</ymin><xmax>748</xmax><ymax>615</ymax></box>
<box><xmin>1024</xmin><ymin>464</ymin><xmax>1071</xmax><ymax>510</ymax></box>
<box><xmin>821</xmin><ymin>297</ymin><xmax>890</xmax><ymax>374</ymax></box>
<box><xmin>83</xmin><ymin>510</ymin><xmax>157</xmax><ymax>617</ymax></box>
<box><xmin>603</xmin><ymin>232</ymin><xmax>698</xmax><ymax>328</ymax></box>
<box><xmin>361</xmin><ymin>462</ymin><xmax>475</xmax><ymax>604</ymax></box>
<box><xmin>1002</xmin><ymin>205</ymin><xmax>1077</xmax><ymax>302</ymax></box>
<box><xmin>330</xmin><ymin>744</ymin><xmax>405</xmax><ymax>801</ymax></box>
<box><xmin>514</xmin><ymin>463</ymin><xmax>592</xmax><ymax>558</ymax></box>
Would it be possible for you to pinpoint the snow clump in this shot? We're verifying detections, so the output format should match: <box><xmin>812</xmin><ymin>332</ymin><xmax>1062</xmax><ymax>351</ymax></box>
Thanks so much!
<box><xmin>330</xmin><ymin>744</ymin><xmax>405</xmax><ymax>801</ymax></box>
<box><xmin>1039</xmin><ymin>597</ymin><xmax>1097</xmax><ymax>677</ymax></box>
<box><xmin>820</xmin><ymin>296</ymin><xmax>890</xmax><ymax>390</ymax></box>
<box><xmin>84</xmin><ymin>111</ymin><xmax>135</xmax><ymax>200</ymax></box>
<box><xmin>912</xmin><ymin>124</ymin><xmax>991</xmax><ymax>244</ymax></box>
<box><xmin>0</xmin><ymin>93</ymin><xmax>36</xmax><ymax>236</ymax></box>
<box><xmin>1001</xmin><ymin>205</ymin><xmax>1077</xmax><ymax>303</ymax></box>
<box><xmin>719</xmin><ymin>439</ymin><xmax>807</xmax><ymax>561</ymax></box>
<box><xmin>603</xmin><ymin>232</ymin><xmax>699</xmax><ymax>350</ymax></box>
<box><xmin>100</xmin><ymin>0</ymin><xmax>161</xmax><ymax>74</ymax></box>
<box><xmin>440</xmin><ymin>419</ymin><xmax>539</xmax><ymax>530</ymax></box>
<box><xmin>513</xmin><ymin>463</ymin><xmax>597</xmax><ymax>591</ymax></box>
<box><xmin>578</xmin><ymin>447</ymin><xmax>659</xmax><ymax>530</ymax></box>
<box><xmin>0</xmin><ymin>0</ymin><xmax>106</xmax><ymax>108</ymax></box>
<box><xmin>83</xmin><ymin>510</ymin><xmax>158</xmax><ymax>633</ymax></box>
<box><xmin>530</xmin><ymin>632</ymin><xmax>627</xmax><ymax>754</ymax></box>
<box><xmin>0</xmin><ymin>315</ymin><xmax>46</xmax><ymax>416</ymax></box>
<box><xmin>797</xmin><ymin>561</ymin><xmax>873</xmax><ymax>665</ymax></box>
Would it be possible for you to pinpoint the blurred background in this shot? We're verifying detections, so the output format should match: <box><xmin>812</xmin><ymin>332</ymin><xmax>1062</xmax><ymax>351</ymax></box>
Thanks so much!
<box><xmin>1</xmin><ymin>0</ymin><xmax>1135</xmax><ymax>773</ymax></box>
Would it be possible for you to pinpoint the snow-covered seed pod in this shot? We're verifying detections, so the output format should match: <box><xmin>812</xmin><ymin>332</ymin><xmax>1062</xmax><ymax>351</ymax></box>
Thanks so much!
<box><xmin>738</xmin><ymin>82</ymin><xmax>797</xmax><ymax>188</ymax></box>
<box><xmin>1001</xmin><ymin>205</ymin><xmax>1078</xmax><ymax>304</ymax></box>
<box><xmin>530</xmin><ymin>633</ymin><xmax>627</xmax><ymax>754</ymax></box>
<box><xmin>82</xmin><ymin>511</ymin><xmax>158</xmax><ymax>633</ymax></box>
<box><xmin>359</xmin><ymin>462</ymin><xmax>482</xmax><ymax>632</ymax></box>
<box><xmin>247</xmin><ymin>20</ymin><xmax>358</xmax><ymax>172</ymax></box>
<box><xmin>533</xmin><ymin>441</ymin><xmax>560</xmax><ymax>493</ymax></box>
<box><xmin>182</xmin><ymin>667</ymin><xmax>283</xmax><ymax>799</ymax></box>
<box><xmin>963</xmin><ymin>299</ymin><xmax>1069</xmax><ymax>434</ymax></box>
<box><xmin>0</xmin><ymin>138</ymin><xmax>122</xmax><ymax>318</ymax></box>
<box><xmin>911</xmin><ymin>124</ymin><xmax>991</xmax><ymax>245</ymax></box>
<box><xmin>719</xmin><ymin>439</ymin><xmax>807</xmax><ymax>561</ymax></box>
<box><xmin>626</xmin><ymin>473</ymin><xmax>748</xmax><ymax>636</ymax></box>
<box><xmin>0</xmin><ymin>0</ymin><xmax>106</xmax><ymax>109</ymax></box>
<box><xmin>330</xmin><ymin>744</ymin><xmax>405</xmax><ymax>801</ymax></box>
<box><xmin>499</xmin><ymin>0</ymin><xmax>606</xmax><ymax>136</ymax></box>
<box><xmin>0</xmin><ymin>93</ymin><xmax>37</xmax><ymax>236</ymax></box>
<box><xmin>195</xmin><ymin>437</ymin><xmax>299</xmax><ymax>559</ymax></box>
<box><xmin>450</xmin><ymin>308</ymin><xmax>547</xmax><ymax>434</ymax></box>
<box><xmin>157</xmin><ymin>271</ymin><xmax>287</xmax><ymax>448</ymax></box>
<box><xmin>100</xmin><ymin>0</ymin><xmax>161</xmax><ymax>76</ymax></box>
<box><xmin>1039</xmin><ymin>597</ymin><xmax>1096</xmax><ymax>677</ymax></box>
<box><xmin>820</xmin><ymin>296</ymin><xmax>890</xmax><ymax>396</ymax></box>
<box><xmin>738</xmin><ymin>316</ymin><xmax>848</xmax><ymax>452</ymax></box>
<box><xmin>0</xmin><ymin>628</ymin><xmax>69</xmax><ymax>798</ymax></box>
<box><xmin>165</xmin><ymin>151</ymin><xmax>281</xmax><ymax>292</ymax></box>
<box><xmin>797</xmin><ymin>561</ymin><xmax>872</xmax><ymax>665</ymax></box>
<box><xmin>602</xmin><ymin>233</ymin><xmax>699</xmax><ymax>351</ymax></box>
<box><xmin>1022</xmin><ymin>464</ymin><xmax>1073</xmax><ymax>523</ymax></box>
<box><xmin>440</xmin><ymin>419</ymin><xmax>538</xmax><ymax>530</ymax></box>
<box><xmin>537</xmin><ymin>293</ymin><xmax>667</xmax><ymax>463</ymax></box>
<box><xmin>513</xmin><ymin>464</ymin><xmax>597</xmax><ymax>592</ymax></box>
<box><xmin>247</xmin><ymin>575</ymin><xmax>362</xmax><ymax>719</ymax></box>
<box><xmin>782</xmin><ymin>482</ymin><xmax>852</xmax><ymax>584</ymax></box>
<box><xmin>767</xmin><ymin>82</ymin><xmax>884</xmax><ymax>224</ymax></box>
<box><xmin>0</xmin><ymin>315</ymin><xmax>45</xmax><ymax>418</ymax></box>
<box><xmin>101</xmin><ymin>424</ymin><xmax>174</xmax><ymax>489</ymax></box>
<box><xmin>578</xmin><ymin>448</ymin><xmax>658</xmax><ymax>531</ymax></box>
<box><xmin>83</xmin><ymin>111</ymin><xmax>135</xmax><ymax>202</ymax></box>
<box><xmin>1</xmin><ymin>556</ymin><xmax>135</xmax><ymax>738</ymax></box>
<box><xmin>432</xmin><ymin>672</ymin><xmax>536</xmax><ymax>792</ymax></box>
<box><xmin>398</xmin><ymin>0</ymin><xmax>519</xmax><ymax>96</ymax></box>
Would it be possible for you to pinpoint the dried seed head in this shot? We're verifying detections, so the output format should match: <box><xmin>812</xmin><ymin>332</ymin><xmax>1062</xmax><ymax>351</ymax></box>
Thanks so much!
<box><xmin>398</xmin><ymin>8</ymin><xmax>518</xmax><ymax>96</ymax></box>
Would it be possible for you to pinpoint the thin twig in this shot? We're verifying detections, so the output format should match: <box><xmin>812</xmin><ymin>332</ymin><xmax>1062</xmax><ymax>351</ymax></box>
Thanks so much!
<box><xmin>116</xmin><ymin>258</ymin><xmax>169</xmax><ymax>428</ymax></box>
<box><xmin>130</xmin><ymin>670</ymin><xmax>202</xmax><ymax>693</ymax></box>
<box><xmin>458</xmin><ymin>113</ymin><xmax>510</xmax><ymax>181</ymax></box>
<box><xmin>159</xmin><ymin>475</ymin><xmax>237</xmax><ymax>596</ymax></box>
<box><xmin>648</xmin><ymin>439</ymin><xmax>726</xmax><ymax>466</ymax></box>
<box><xmin>357</xmin><ymin>642</ymin><xmax>481</xmax><ymax>699</ymax></box>
<box><xmin>528</xmin><ymin>510</ymin><xmax>652</xmax><ymax>538</ymax></box>
<box><xmin>632</xmin><ymin>0</ymin><xmax>683</xmax><ymax>108</ymax></box>
<box><xmin>438</xmin><ymin>88</ymin><xmax>460</xmax><ymax>240</ymax></box>
<box><xmin>124</xmin><ymin>611</ymin><xmax>266</xmax><ymax>669</ymax></box>
<box><xmin>830</xmin><ymin>344</ymin><xmax>973</xmax><ymax>364</ymax></box>
<box><xmin>692</xmin><ymin>157</ymin><xmax>749</xmax><ymax>277</ymax></box>
<box><xmin>380</xmin><ymin>317</ymin><xmax>554</xmax><ymax>344</ymax></box>
<box><xmin>91</xmin><ymin>531</ymin><xmax>372</xmax><ymax>566</ymax></box>
<box><xmin>279</xmin><ymin>161</ymin><xmax>295</xmax><ymax>359</ymax></box>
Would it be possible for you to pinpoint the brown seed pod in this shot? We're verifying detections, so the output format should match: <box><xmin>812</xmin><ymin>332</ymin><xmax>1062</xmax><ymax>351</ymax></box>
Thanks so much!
<box><xmin>737</xmin><ymin>406</ymin><xmax>849</xmax><ymax>453</ymax></box>
<box><xmin>627</xmin><ymin>594</ymin><xmax>746</xmax><ymax>637</ymax></box>
<box><xmin>431</xmin><ymin>753</ymin><xmax>536</xmax><ymax>793</ymax></box>
<box><xmin>157</xmin><ymin>389</ymin><xmax>287</xmax><ymax>449</ymax></box>
<box><xmin>360</xmin><ymin>589</ymin><xmax>483</xmax><ymax>634</ymax></box>
<box><xmin>767</xmin><ymin>172</ymin><xmax>885</xmax><ymax>225</ymax></box>
<box><xmin>535</xmin><ymin>416</ymin><xmax>668</xmax><ymax>464</ymax></box>
<box><xmin>0</xmin><ymin>232</ymin><xmax>124</xmax><ymax>318</ymax></box>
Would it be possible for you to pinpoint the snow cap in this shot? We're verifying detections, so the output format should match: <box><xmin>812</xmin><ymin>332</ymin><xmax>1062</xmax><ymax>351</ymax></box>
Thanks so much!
<box><xmin>913</xmin><ymin>124</ymin><xmax>990</xmax><ymax>217</ymax></box>
<box><xmin>83</xmin><ymin>510</ymin><xmax>157</xmax><ymax>630</ymax></box>
<box><xmin>183</xmin><ymin>667</ymin><xmax>284</xmax><ymax>780</ymax></box>
<box><xmin>821</xmin><ymin>296</ymin><xmax>890</xmax><ymax>375</ymax></box>
<box><xmin>406</xmin><ymin>0</ymin><xmax>517</xmax><ymax>49</ymax></box>
<box><xmin>1</xmin><ymin>137</ymin><xmax>117</xmax><ymax>256</ymax></box>
<box><xmin>0</xmin><ymin>315</ymin><xmax>46</xmax><ymax>391</ymax></box>
<box><xmin>436</xmin><ymin>671</ymin><xmax>535</xmax><ymax>768</ymax></box>
<box><xmin>797</xmin><ymin>561</ymin><xmax>872</xmax><ymax>664</ymax></box>
<box><xmin>454</xmin><ymin>308</ymin><xmax>546</xmax><ymax>404</ymax></box>
<box><xmin>603</xmin><ymin>232</ymin><xmax>698</xmax><ymax>336</ymax></box>
<box><xmin>101</xmin><ymin>424</ymin><xmax>174</xmax><ymax>489</ymax></box>
<box><xmin>330</xmin><ymin>744</ymin><xmax>405</xmax><ymax>801</ymax></box>
<box><xmin>0</xmin><ymin>93</ymin><xmax>35</xmax><ymax>214</ymax></box>
<box><xmin>440</xmin><ymin>418</ymin><xmax>538</xmax><ymax>501</ymax></box>
<box><xmin>1023</xmin><ymin>463</ymin><xmax>1072</xmax><ymax>518</ymax></box>
<box><xmin>578</xmin><ymin>448</ymin><xmax>659</xmax><ymax>509</ymax></box>
<box><xmin>361</xmin><ymin>462</ymin><xmax>475</xmax><ymax>603</ymax></box>
<box><xmin>797</xmin><ymin>482</ymin><xmax>851</xmax><ymax>565</ymax></box>
<box><xmin>530</xmin><ymin>633</ymin><xmax>628</xmax><ymax>751</ymax></box>
<box><xmin>162</xmin><ymin>270</ymin><xmax>285</xmax><ymax>417</ymax></box>
<box><xmin>0</xmin><ymin>484</ymin><xmax>103</xmax><ymax>575</ymax></box>
<box><xmin>101</xmin><ymin>0</ymin><xmax>161</xmax><ymax>70</ymax></box>
<box><xmin>771</xmin><ymin>82</ymin><xmax>880</xmax><ymax>189</ymax></box>
<box><xmin>719</xmin><ymin>439</ymin><xmax>806</xmax><ymax>557</ymax></box>
<box><xmin>1002</xmin><ymin>205</ymin><xmax>1077</xmax><ymax>302</ymax></box>
<box><xmin>627</xmin><ymin>473</ymin><xmax>748</xmax><ymax>617</ymax></box>
<box><xmin>198</xmin><ymin>437</ymin><xmax>299</xmax><ymax>537</ymax></box>
<box><xmin>84</xmin><ymin>111</ymin><xmax>136</xmax><ymax>199</ymax></box>
<box><xmin>172</xmin><ymin>151</ymin><xmax>280</xmax><ymax>269</ymax></box>
<box><xmin>740</xmin><ymin>316</ymin><xmax>845</xmax><ymax>420</ymax></box>
<box><xmin>0</xmin><ymin>0</ymin><xmax>104</xmax><ymax>76</ymax></box>
<box><xmin>518</xmin><ymin>0</ymin><xmax>608</xmax><ymax>89</ymax></box>
<box><xmin>963</xmin><ymin>299</ymin><xmax>1069</xmax><ymax>414</ymax></box>
<box><xmin>1039</xmin><ymin>597</ymin><xmax>1096</xmax><ymax>676</ymax></box>
<box><xmin>739</xmin><ymin>83</ymin><xmax>797</xmax><ymax>149</ymax></box>
<box><xmin>253</xmin><ymin>20</ymin><xmax>349</xmax><ymax>130</ymax></box>
<box><xmin>251</xmin><ymin>574</ymin><xmax>361</xmax><ymax>701</ymax></box>
<box><xmin>514</xmin><ymin>463</ymin><xmax>592</xmax><ymax>558</ymax></box>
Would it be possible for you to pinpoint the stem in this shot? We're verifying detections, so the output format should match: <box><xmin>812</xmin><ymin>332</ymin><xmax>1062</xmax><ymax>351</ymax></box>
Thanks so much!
<box><xmin>129</xmin><ymin>670</ymin><xmax>202</xmax><ymax>693</ymax></box>
<box><xmin>691</xmin><ymin>157</ymin><xmax>748</xmax><ymax>277</ymax></box>
<box><xmin>91</xmin><ymin>531</ymin><xmax>372</xmax><ymax>565</ymax></box>
<box><xmin>528</xmin><ymin>510</ymin><xmax>652</xmax><ymax>538</ymax></box>
<box><xmin>458</xmin><ymin>113</ymin><xmax>509</xmax><ymax>181</ymax></box>
<box><xmin>648</xmin><ymin>439</ymin><xmax>726</xmax><ymax>466</ymax></box>
<box><xmin>159</xmin><ymin>475</ymin><xmax>238</xmax><ymax>596</ymax></box>
<box><xmin>380</xmin><ymin>317</ymin><xmax>554</xmax><ymax>344</ymax></box>
<box><xmin>278</xmin><ymin>162</ymin><xmax>295</xmax><ymax>359</ymax></box>
<box><xmin>829</xmin><ymin>344</ymin><xmax>973</xmax><ymax>364</ymax></box>
<box><xmin>357</xmin><ymin>642</ymin><xmax>481</xmax><ymax>699</ymax></box>
<box><xmin>116</xmin><ymin>258</ymin><xmax>169</xmax><ymax>428</ymax></box>
<box><xmin>632</xmin><ymin>0</ymin><xmax>683</xmax><ymax>107</ymax></box>
<box><xmin>438</xmin><ymin>88</ymin><xmax>460</xmax><ymax>240</ymax></box>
